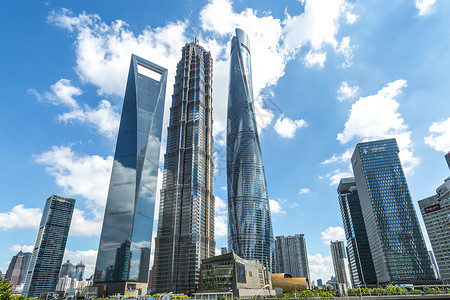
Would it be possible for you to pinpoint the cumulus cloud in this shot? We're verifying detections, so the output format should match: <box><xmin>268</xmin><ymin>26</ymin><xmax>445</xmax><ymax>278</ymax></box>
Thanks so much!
<box><xmin>58</xmin><ymin>99</ymin><xmax>120</xmax><ymax>139</ymax></box>
<box><xmin>9</xmin><ymin>244</ymin><xmax>34</xmax><ymax>253</ymax></box>
<box><xmin>69</xmin><ymin>209</ymin><xmax>103</xmax><ymax>236</ymax></box>
<box><xmin>35</xmin><ymin>146</ymin><xmax>112</xmax><ymax>207</ymax></box>
<box><xmin>324</xmin><ymin>169</ymin><xmax>353</xmax><ymax>186</ymax></box>
<box><xmin>298</xmin><ymin>188</ymin><xmax>311</xmax><ymax>195</ymax></box>
<box><xmin>269</xmin><ymin>199</ymin><xmax>285</xmax><ymax>214</ymax></box>
<box><xmin>215</xmin><ymin>215</ymin><xmax>228</xmax><ymax>238</ymax></box>
<box><xmin>337</xmin><ymin>79</ymin><xmax>419</xmax><ymax>173</ymax></box>
<box><xmin>215</xmin><ymin>196</ymin><xmax>227</xmax><ymax>215</ymax></box>
<box><xmin>337</xmin><ymin>36</ymin><xmax>354</xmax><ymax>68</ymax></box>
<box><xmin>321</xmin><ymin>150</ymin><xmax>352</xmax><ymax>165</ymax></box>
<box><xmin>63</xmin><ymin>249</ymin><xmax>97</xmax><ymax>278</ymax></box>
<box><xmin>308</xmin><ymin>253</ymin><xmax>334</xmax><ymax>282</ymax></box>
<box><xmin>424</xmin><ymin>117</ymin><xmax>450</xmax><ymax>153</ymax></box>
<box><xmin>321</xmin><ymin>226</ymin><xmax>345</xmax><ymax>244</ymax></box>
<box><xmin>416</xmin><ymin>0</ymin><xmax>436</xmax><ymax>15</ymax></box>
<box><xmin>0</xmin><ymin>205</ymin><xmax>41</xmax><ymax>230</ymax></box>
<box><xmin>28</xmin><ymin>79</ymin><xmax>81</xmax><ymax>109</ymax></box>
<box><xmin>336</xmin><ymin>81</ymin><xmax>359</xmax><ymax>101</ymax></box>
<box><xmin>274</xmin><ymin>115</ymin><xmax>307</xmax><ymax>138</ymax></box>
<box><xmin>304</xmin><ymin>51</ymin><xmax>326</xmax><ymax>68</ymax></box>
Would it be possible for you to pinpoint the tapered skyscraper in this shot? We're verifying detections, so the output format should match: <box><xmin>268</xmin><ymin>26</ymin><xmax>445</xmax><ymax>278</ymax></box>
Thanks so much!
<box><xmin>152</xmin><ymin>40</ymin><xmax>215</xmax><ymax>294</ymax></box>
<box><xmin>94</xmin><ymin>55</ymin><xmax>167</xmax><ymax>295</ymax></box>
<box><xmin>351</xmin><ymin>138</ymin><xmax>436</xmax><ymax>284</ymax></box>
<box><xmin>23</xmin><ymin>195</ymin><xmax>75</xmax><ymax>298</ymax></box>
<box><xmin>227</xmin><ymin>28</ymin><xmax>274</xmax><ymax>270</ymax></box>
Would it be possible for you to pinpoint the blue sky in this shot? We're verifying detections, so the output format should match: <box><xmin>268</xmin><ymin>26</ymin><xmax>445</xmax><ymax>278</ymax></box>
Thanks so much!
<box><xmin>1</xmin><ymin>0</ymin><xmax>450</xmax><ymax>283</ymax></box>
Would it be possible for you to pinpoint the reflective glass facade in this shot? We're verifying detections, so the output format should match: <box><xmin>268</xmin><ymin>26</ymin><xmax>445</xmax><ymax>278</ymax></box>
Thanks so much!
<box><xmin>152</xmin><ymin>41</ymin><xmax>215</xmax><ymax>294</ymax></box>
<box><xmin>351</xmin><ymin>138</ymin><xmax>436</xmax><ymax>284</ymax></box>
<box><xmin>338</xmin><ymin>178</ymin><xmax>377</xmax><ymax>287</ymax></box>
<box><xmin>23</xmin><ymin>195</ymin><xmax>75</xmax><ymax>298</ymax></box>
<box><xmin>227</xmin><ymin>28</ymin><xmax>274</xmax><ymax>270</ymax></box>
<box><xmin>94</xmin><ymin>55</ymin><xmax>167</xmax><ymax>285</ymax></box>
<box><xmin>274</xmin><ymin>235</ymin><xmax>310</xmax><ymax>281</ymax></box>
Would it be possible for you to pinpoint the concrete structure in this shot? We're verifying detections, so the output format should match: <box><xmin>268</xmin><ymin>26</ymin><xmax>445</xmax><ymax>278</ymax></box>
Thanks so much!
<box><xmin>23</xmin><ymin>195</ymin><xmax>75</xmax><ymax>298</ymax></box>
<box><xmin>270</xmin><ymin>273</ymin><xmax>307</xmax><ymax>293</ymax></box>
<box><xmin>274</xmin><ymin>235</ymin><xmax>310</xmax><ymax>283</ymax></box>
<box><xmin>338</xmin><ymin>177</ymin><xmax>377</xmax><ymax>287</ymax></box>
<box><xmin>330</xmin><ymin>240</ymin><xmax>352</xmax><ymax>294</ymax></box>
<box><xmin>419</xmin><ymin>178</ymin><xmax>450</xmax><ymax>284</ymax></box>
<box><xmin>152</xmin><ymin>40</ymin><xmax>215</xmax><ymax>294</ymax></box>
<box><xmin>5</xmin><ymin>251</ymin><xmax>31</xmax><ymax>289</ymax></box>
<box><xmin>56</xmin><ymin>275</ymin><xmax>72</xmax><ymax>292</ymax></box>
<box><xmin>94</xmin><ymin>55</ymin><xmax>167</xmax><ymax>296</ymax></box>
<box><xmin>198</xmin><ymin>251</ymin><xmax>273</xmax><ymax>297</ymax></box>
<box><xmin>351</xmin><ymin>138</ymin><xmax>437</xmax><ymax>285</ymax></box>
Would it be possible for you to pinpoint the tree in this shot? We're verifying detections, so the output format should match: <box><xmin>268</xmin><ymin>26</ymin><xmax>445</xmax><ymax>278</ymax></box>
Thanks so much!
<box><xmin>0</xmin><ymin>272</ymin><xmax>13</xmax><ymax>300</ymax></box>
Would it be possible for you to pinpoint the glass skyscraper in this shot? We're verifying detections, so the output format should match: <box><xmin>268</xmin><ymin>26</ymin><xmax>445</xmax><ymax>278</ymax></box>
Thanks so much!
<box><xmin>23</xmin><ymin>195</ymin><xmax>75</xmax><ymax>298</ymax></box>
<box><xmin>6</xmin><ymin>251</ymin><xmax>31</xmax><ymax>289</ymax></box>
<box><xmin>152</xmin><ymin>40</ymin><xmax>215</xmax><ymax>294</ymax></box>
<box><xmin>337</xmin><ymin>177</ymin><xmax>377</xmax><ymax>287</ymax></box>
<box><xmin>351</xmin><ymin>138</ymin><xmax>436</xmax><ymax>284</ymax></box>
<box><xmin>274</xmin><ymin>235</ymin><xmax>310</xmax><ymax>282</ymax></box>
<box><xmin>227</xmin><ymin>28</ymin><xmax>274</xmax><ymax>270</ymax></box>
<box><xmin>330</xmin><ymin>240</ymin><xmax>352</xmax><ymax>291</ymax></box>
<box><xmin>94</xmin><ymin>55</ymin><xmax>167</xmax><ymax>295</ymax></box>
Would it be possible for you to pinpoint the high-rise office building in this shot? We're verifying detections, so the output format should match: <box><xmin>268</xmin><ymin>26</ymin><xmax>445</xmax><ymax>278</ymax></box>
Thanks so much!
<box><xmin>428</xmin><ymin>251</ymin><xmax>440</xmax><ymax>280</ymax></box>
<box><xmin>75</xmin><ymin>261</ymin><xmax>85</xmax><ymax>281</ymax></box>
<box><xmin>59</xmin><ymin>260</ymin><xmax>76</xmax><ymax>279</ymax></box>
<box><xmin>23</xmin><ymin>195</ymin><xmax>75</xmax><ymax>298</ymax></box>
<box><xmin>330</xmin><ymin>241</ymin><xmax>352</xmax><ymax>290</ymax></box>
<box><xmin>445</xmin><ymin>152</ymin><xmax>450</xmax><ymax>170</ymax></box>
<box><xmin>337</xmin><ymin>178</ymin><xmax>377</xmax><ymax>287</ymax></box>
<box><xmin>351</xmin><ymin>138</ymin><xmax>436</xmax><ymax>284</ymax></box>
<box><xmin>152</xmin><ymin>40</ymin><xmax>215</xmax><ymax>294</ymax></box>
<box><xmin>227</xmin><ymin>28</ymin><xmax>274</xmax><ymax>271</ymax></box>
<box><xmin>274</xmin><ymin>235</ymin><xmax>310</xmax><ymax>282</ymax></box>
<box><xmin>419</xmin><ymin>176</ymin><xmax>450</xmax><ymax>284</ymax></box>
<box><xmin>94</xmin><ymin>55</ymin><xmax>167</xmax><ymax>295</ymax></box>
<box><xmin>5</xmin><ymin>251</ymin><xmax>31</xmax><ymax>288</ymax></box>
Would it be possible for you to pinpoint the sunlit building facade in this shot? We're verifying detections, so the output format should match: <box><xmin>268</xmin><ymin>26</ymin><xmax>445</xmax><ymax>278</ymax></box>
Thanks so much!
<box><xmin>23</xmin><ymin>195</ymin><xmax>75</xmax><ymax>298</ymax></box>
<box><xmin>152</xmin><ymin>40</ymin><xmax>215</xmax><ymax>294</ymax></box>
<box><xmin>227</xmin><ymin>28</ymin><xmax>274</xmax><ymax>271</ymax></box>
<box><xmin>351</xmin><ymin>138</ymin><xmax>436</xmax><ymax>284</ymax></box>
<box><xmin>94</xmin><ymin>55</ymin><xmax>167</xmax><ymax>295</ymax></box>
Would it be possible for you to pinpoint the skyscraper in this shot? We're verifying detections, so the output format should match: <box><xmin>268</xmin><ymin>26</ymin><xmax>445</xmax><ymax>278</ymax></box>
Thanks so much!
<box><xmin>94</xmin><ymin>55</ymin><xmax>167</xmax><ymax>295</ymax></box>
<box><xmin>330</xmin><ymin>240</ymin><xmax>352</xmax><ymax>292</ymax></box>
<box><xmin>23</xmin><ymin>195</ymin><xmax>75</xmax><ymax>298</ymax></box>
<box><xmin>75</xmin><ymin>261</ymin><xmax>85</xmax><ymax>281</ymax></box>
<box><xmin>274</xmin><ymin>235</ymin><xmax>310</xmax><ymax>282</ymax></box>
<box><xmin>152</xmin><ymin>40</ymin><xmax>215</xmax><ymax>294</ymax></box>
<box><xmin>227</xmin><ymin>28</ymin><xmax>274</xmax><ymax>271</ymax></box>
<box><xmin>351</xmin><ymin>138</ymin><xmax>436</xmax><ymax>284</ymax></box>
<box><xmin>419</xmin><ymin>173</ymin><xmax>450</xmax><ymax>283</ymax></box>
<box><xmin>445</xmin><ymin>151</ymin><xmax>450</xmax><ymax>170</ymax></box>
<box><xmin>337</xmin><ymin>177</ymin><xmax>377</xmax><ymax>287</ymax></box>
<box><xmin>59</xmin><ymin>260</ymin><xmax>76</xmax><ymax>279</ymax></box>
<box><xmin>5</xmin><ymin>251</ymin><xmax>31</xmax><ymax>289</ymax></box>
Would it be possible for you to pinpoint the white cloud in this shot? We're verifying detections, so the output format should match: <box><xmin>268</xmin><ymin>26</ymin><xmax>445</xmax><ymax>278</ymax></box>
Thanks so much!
<box><xmin>0</xmin><ymin>205</ymin><xmax>42</xmax><ymax>230</ymax></box>
<box><xmin>274</xmin><ymin>115</ymin><xmax>307</xmax><ymax>138</ymax></box>
<box><xmin>321</xmin><ymin>226</ymin><xmax>345</xmax><ymax>244</ymax></box>
<box><xmin>345</xmin><ymin>11</ymin><xmax>358</xmax><ymax>25</ymax></box>
<box><xmin>321</xmin><ymin>149</ymin><xmax>352</xmax><ymax>165</ymax></box>
<box><xmin>337</xmin><ymin>36</ymin><xmax>354</xmax><ymax>68</ymax></box>
<box><xmin>323</xmin><ymin>169</ymin><xmax>353</xmax><ymax>186</ymax></box>
<box><xmin>220</xmin><ymin>186</ymin><xmax>227</xmax><ymax>192</ymax></box>
<box><xmin>215</xmin><ymin>248</ymin><xmax>222</xmax><ymax>256</ymax></box>
<box><xmin>69</xmin><ymin>209</ymin><xmax>103</xmax><ymax>237</ymax></box>
<box><xmin>63</xmin><ymin>249</ymin><xmax>97</xmax><ymax>278</ymax></box>
<box><xmin>336</xmin><ymin>81</ymin><xmax>358</xmax><ymax>101</ymax></box>
<box><xmin>58</xmin><ymin>99</ymin><xmax>120</xmax><ymax>139</ymax></box>
<box><xmin>416</xmin><ymin>0</ymin><xmax>436</xmax><ymax>15</ymax></box>
<box><xmin>269</xmin><ymin>199</ymin><xmax>285</xmax><ymax>214</ymax></box>
<box><xmin>424</xmin><ymin>117</ymin><xmax>450</xmax><ymax>153</ymax></box>
<box><xmin>298</xmin><ymin>188</ymin><xmax>311</xmax><ymax>195</ymax></box>
<box><xmin>337</xmin><ymin>79</ymin><xmax>419</xmax><ymax>173</ymax></box>
<box><xmin>28</xmin><ymin>79</ymin><xmax>81</xmax><ymax>109</ymax></box>
<box><xmin>304</xmin><ymin>51</ymin><xmax>326</xmax><ymax>68</ymax></box>
<box><xmin>215</xmin><ymin>196</ymin><xmax>227</xmax><ymax>215</ymax></box>
<box><xmin>308</xmin><ymin>253</ymin><xmax>334</xmax><ymax>282</ymax></box>
<box><xmin>215</xmin><ymin>215</ymin><xmax>228</xmax><ymax>238</ymax></box>
<box><xmin>35</xmin><ymin>146</ymin><xmax>112</xmax><ymax>207</ymax></box>
<box><xmin>9</xmin><ymin>244</ymin><xmax>34</xmax><ymax>253</ymax></box>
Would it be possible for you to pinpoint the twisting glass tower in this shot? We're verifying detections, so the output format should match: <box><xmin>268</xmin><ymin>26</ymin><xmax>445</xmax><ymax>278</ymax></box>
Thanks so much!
<box><xmin>227</xmin><ymin>28</ymin><xmax>274</xmax><ymax>270</ymax></box>
<box><xmin>152</xmin><ymin>40</ymin><xmax>215</xmax><ymax>294</ymax></box>
<box><xmin>94</xmin><ymin>55</ymin><xmax>167</xmax><ymax>295</ymax></box>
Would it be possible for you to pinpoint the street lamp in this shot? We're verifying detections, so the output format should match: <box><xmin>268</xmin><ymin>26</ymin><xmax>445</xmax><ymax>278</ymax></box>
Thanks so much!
<box><xmin>226</xmin><ymin>289</ymin><xmax>233</xmax><ymax>300</ymax></box>
<box><xmin>255</xmin><ymin>284</ymin><xmax>270</xmax><ymax>300</ymax></box>
<box><xmin>162</xmin><ymin>292</ymin><xmax>173</xmax><ymax>300</ymax></box>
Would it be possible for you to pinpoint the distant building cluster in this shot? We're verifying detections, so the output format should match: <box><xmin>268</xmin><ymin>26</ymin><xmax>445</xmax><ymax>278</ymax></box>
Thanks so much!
<box><xmin>7</xmin><ymin>25</ymin><xmax>450</xmax><ymax>299</ymax></box>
